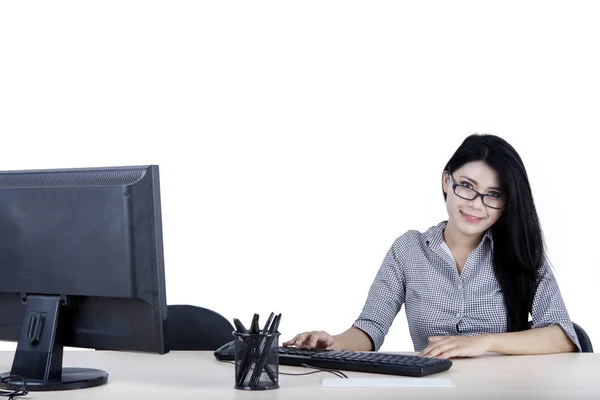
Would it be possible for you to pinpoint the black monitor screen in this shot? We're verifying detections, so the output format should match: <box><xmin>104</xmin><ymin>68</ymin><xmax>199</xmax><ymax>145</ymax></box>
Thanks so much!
<box><xmin>0</xmin><ymin>165</ymin><xmax>168</xmax><ymax>391</ymax></box>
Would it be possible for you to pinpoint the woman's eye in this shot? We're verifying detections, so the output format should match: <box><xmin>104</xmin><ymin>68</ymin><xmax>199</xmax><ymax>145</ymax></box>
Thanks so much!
<box><xmin>461</xmin><ymin>182</ymin><xmax>473</xmax><ymax>189</ymax></box>
<box><xmin>488</xmin><ymin>191</ymin><xmax>501</xmax><ymax>198</ymax></box>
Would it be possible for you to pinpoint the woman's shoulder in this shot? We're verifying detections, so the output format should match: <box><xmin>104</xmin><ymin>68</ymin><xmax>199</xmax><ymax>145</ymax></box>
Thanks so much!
<box><xmin>391</xmin><ymin>221</ymin><xmax>447</xmax><ymax>251</ymax></box>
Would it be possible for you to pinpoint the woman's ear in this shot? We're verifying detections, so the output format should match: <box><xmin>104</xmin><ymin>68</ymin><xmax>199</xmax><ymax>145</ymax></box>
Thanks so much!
<box><xmin>442</xmin><ymin>171</ymin><xmax>449</xmax><ymax>194</ymax></box>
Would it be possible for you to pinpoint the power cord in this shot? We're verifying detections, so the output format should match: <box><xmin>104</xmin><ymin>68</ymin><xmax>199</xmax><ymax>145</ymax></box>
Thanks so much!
<box><xmin>297</xmin><ymin>363</ymin><xmax>348</xmax><ymax>379</ymax></box>
<box><xmin>226</xmin><ymin>361</ymin><xmax>348</xmax><ymax>379</ymax></box>
<box><xmin>0</xmin><ymin>376</ymin><xmax>29</xmax><ymax>400</ymax></box>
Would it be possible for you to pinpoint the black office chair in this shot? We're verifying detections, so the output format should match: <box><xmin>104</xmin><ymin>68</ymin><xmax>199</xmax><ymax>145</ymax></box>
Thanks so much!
<box><xmin>528</xmin><ymin>321</ymin><xmax>593</xmax><ymax>353</ymax></box>
<box><xmin>166</xmin><ymin>305</ymin><xmax>234</xmax><ymax>351</ymax></box>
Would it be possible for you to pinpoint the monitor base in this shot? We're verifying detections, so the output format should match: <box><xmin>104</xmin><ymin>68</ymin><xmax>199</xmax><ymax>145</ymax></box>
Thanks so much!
<box><xmin>0</xmin><ymin>368</ymin><xmax>108</xmax><ymax>391</ymax></box>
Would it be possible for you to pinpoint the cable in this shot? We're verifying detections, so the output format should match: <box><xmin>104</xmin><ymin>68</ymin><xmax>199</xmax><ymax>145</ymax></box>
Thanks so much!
<box><xmin>226</xmin><ymin>361</ymin><xmax>348</xmax><ymax>379</ymax></box>
<box><xmin>279</xmin><ymin>369</ymin><xmax>344</xmax><ymax>378</ymax></box>
<box><xmin>0</xmin><ymin>376</ymin><xmax>29</xmax><ymax>400</ymax></box>
<box><xmin>299</xmin><ymin>363</ymin><xmax>348</xmax><ymax>378</ymax></box>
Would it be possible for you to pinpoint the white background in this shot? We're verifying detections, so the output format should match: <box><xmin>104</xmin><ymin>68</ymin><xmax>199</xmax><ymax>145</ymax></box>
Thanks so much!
<box><xmin>1</xmin><ymin>1</ymin><xmax>598</xmax><ymax>353</ymax></box>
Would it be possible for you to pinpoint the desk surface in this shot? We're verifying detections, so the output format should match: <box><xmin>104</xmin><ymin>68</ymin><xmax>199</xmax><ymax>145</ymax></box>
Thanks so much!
<box><xmin>1</xmin><ymin>350</ymin><xmax>599</xmax><ymax>399</ymax></box>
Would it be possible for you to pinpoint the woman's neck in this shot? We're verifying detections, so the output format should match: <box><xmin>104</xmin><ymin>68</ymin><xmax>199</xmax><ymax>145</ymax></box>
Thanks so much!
<box><xmin>443</xmin><ymin>220</ymin><xmax>483</xmax><ymax>254</ymax></box>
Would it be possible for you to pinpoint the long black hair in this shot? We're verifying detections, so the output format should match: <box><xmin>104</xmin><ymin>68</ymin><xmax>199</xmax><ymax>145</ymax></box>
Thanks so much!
<box><xmin>442</xmin><ymin>134</ymin><xmax>543</xmax><ymax>332</ymax></box>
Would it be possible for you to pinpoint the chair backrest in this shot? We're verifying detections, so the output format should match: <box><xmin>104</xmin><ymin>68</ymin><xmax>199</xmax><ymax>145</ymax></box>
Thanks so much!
<box><xmin>573</xmin><ymin>322</ymin><xmax>594</xmax><ymax>353</ymax></box>
<box><xmin>166</xmin><ymin>305</ymin><xmax>234</xmax><ymax>351</ymax></box>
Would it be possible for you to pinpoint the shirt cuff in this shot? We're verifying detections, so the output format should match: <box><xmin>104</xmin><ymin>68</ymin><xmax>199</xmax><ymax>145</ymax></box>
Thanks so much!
<box><xmin>533</xmin><ymin>321</ymin><xmax>582</xmax><ymax>353</ymax></box>
<box><xmin>558</xmin><ymin>322</ymin><xmax>582</xmax><ymax>352</ymax></box>
<box><xmin>353</xmin><ymin>320</ymin><xmax>385</xmax><ymax>351</ymax></box>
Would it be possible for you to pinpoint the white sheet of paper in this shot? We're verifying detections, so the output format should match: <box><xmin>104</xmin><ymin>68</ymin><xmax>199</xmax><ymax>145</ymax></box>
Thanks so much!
<box><xmin>320</xmin><ymin>377</ymin><xmax>455</xmax><ymax>388</ymax></box>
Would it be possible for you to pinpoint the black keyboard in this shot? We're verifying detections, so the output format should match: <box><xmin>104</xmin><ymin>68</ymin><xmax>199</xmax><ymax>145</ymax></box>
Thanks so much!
<box><xmin>215</xmin><ymin>343</ymin><xmax>452</xmax><ymax>377</ymax></box>
<box><xmin>277</xmin><ymin>347</ymin><xmax>452</xmax><ymax>377</ymax></box>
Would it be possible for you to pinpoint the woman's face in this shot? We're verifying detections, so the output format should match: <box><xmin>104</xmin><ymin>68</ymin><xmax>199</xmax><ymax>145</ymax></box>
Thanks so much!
<box><xmin>442</xmin><ymin>161</ymin><xmax>505</xmax><ymax>237</ymax></box>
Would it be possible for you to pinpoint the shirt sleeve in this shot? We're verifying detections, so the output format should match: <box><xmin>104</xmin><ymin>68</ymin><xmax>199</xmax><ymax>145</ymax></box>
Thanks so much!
<box><xmin>530</xmin><ymin>260</ymin><xmax>581</xmax><ymax>352</ymax></box>
<box><xmin>353</xmin><ymin>233</ymin><xmax>409</xmax><ymax>351</ymax></box>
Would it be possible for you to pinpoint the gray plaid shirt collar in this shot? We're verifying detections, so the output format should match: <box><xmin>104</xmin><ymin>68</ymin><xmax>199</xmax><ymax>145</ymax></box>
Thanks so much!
<box><xmin>424</xmin><ymin>220</ymin><xmax>494</xmax><ymax>251</ymax></box>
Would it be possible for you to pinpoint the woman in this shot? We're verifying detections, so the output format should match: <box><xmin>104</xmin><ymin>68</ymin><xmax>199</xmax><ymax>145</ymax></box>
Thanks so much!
<box><xmin>283</xmin><ymin>134</ymin><xmax>580</xmax><ymax>358</ymax></box>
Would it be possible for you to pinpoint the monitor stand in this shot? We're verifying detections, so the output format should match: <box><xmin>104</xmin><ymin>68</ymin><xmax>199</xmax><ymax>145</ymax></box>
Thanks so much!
<box><xmin>0</xmin><ymin>295</ymin><xmax>108</xmax><ymax>391</ymax></box>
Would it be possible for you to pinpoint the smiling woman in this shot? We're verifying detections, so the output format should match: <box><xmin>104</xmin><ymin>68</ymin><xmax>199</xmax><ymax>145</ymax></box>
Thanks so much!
<box><xmin>283</xmin><ymin>133</ymin><xmax>581</xmax><ymax>359</ymax></box>
<box><xmin>443</xmin><ymin>162</ymin><xmax>505</xmax><ymax>255</ymax></box>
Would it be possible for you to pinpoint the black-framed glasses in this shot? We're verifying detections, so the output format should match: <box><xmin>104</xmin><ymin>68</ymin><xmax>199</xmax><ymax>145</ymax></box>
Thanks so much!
<box><xmin>448</xmin><ymin>173</ymin><xmax>506</xmax><ymax>210</ymax></box>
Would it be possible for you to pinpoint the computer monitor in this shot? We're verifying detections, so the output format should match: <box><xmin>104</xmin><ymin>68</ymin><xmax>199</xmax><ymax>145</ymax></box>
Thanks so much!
<box><xmin>0</xmin><ymin>165</ymin><xmax>168</xmax><ymax>391</ymax></box>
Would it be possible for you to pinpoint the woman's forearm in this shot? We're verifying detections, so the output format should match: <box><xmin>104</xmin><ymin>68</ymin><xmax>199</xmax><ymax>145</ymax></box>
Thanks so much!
<box><xmin>334</xmin><ymin>327</ymin><xmax>373</xmax><ymax>351</ymax></box>
<box><xmin>490</xmin><ymin>325</ymin><xmax>576</xmax><ymax>355</ymax></box>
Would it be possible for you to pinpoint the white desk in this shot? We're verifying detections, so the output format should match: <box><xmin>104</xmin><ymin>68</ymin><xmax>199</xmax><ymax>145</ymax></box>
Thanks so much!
<box><xmin>1</xmin><ymin>351</ymin><xmax>599</xmax><ymax>399</ymax></box>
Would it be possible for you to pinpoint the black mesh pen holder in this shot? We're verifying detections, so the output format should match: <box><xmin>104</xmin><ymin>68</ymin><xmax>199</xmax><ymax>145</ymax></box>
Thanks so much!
<box><xmin>233</xmin><ymin>331</ymin><xmax>280</xmax><ymax>390</ymax></box>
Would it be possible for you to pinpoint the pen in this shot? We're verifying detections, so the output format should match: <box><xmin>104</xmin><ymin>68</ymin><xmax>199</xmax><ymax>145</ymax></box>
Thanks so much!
<box><xmin>233</xmin><ymin>318</ymin><xmax>248</xmax><ymax>334</ymax></box>
<box><xmin>250</xmin><ymin>313</ymin><xmax>260</xmax><ymax>333</ymax></box>
<box><xmin>248</xmin><ymin>313</ymin><xmax>281</xmax><ymax>387</ymax></box>
<box><xmin>262</xmin><ymin>312</ymin><xmax>275</xmax><ymax>334</ymax></box>
<box><xmin>256</xmin><ymin>313</ymin><xmax>278</xmax><ymax>383</ymax></box>
<box><xmin>236</xmin><ymin>314</ymin><xmax>260</xmax><ymax>386</ymax></box>
<box><xmin>233</xmin><ymin>317</ymin><xmax>252</xmax><ymax>385</ymax></box>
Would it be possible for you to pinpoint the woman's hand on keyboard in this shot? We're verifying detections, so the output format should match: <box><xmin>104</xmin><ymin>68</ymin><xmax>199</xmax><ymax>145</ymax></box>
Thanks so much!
<box><xmin>417</xmin><ymin>334</ymin><xmax>494</xmax><ymax>359</ymax></box>
<box><xmin>282</xmin><ymin>331</ymin><xmax>341</xmax><ymax>351</ymax></box>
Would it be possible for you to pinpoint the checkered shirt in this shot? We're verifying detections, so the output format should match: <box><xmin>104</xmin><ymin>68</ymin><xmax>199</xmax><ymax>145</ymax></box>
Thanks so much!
<box><xmin>353</xmin><ymin>221</ymin><xmax>581</xmax><ymax>352</ymax></box>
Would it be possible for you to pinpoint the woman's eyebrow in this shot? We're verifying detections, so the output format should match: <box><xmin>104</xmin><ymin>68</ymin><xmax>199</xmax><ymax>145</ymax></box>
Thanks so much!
<box><xmin>458</xmin><ymin>175</ymin><xmax>503</xmax><ymax>191</ymax></box>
